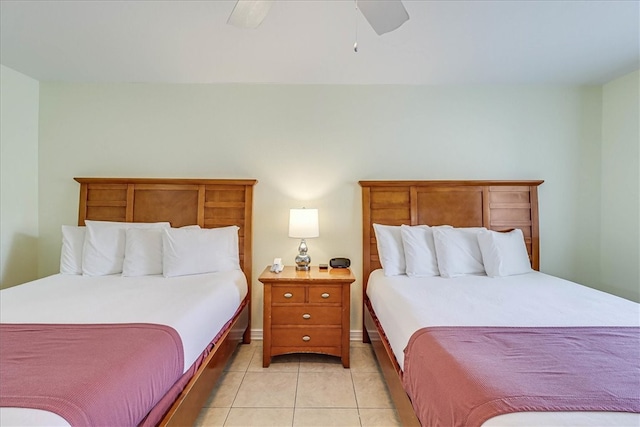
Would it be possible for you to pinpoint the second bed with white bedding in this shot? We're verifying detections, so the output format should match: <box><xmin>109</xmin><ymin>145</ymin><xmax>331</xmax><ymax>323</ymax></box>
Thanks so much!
<box><xmin>367</xmin><ymin>269</ymin><xmax>640</xmax><ymax>426</ymax></box>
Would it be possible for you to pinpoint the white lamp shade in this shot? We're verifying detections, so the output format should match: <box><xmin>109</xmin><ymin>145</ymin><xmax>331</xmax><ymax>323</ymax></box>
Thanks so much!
<box><xmin>289</xmin><ymin>209</ymin><xmax>319</xmax><ymax>238</ymax></box>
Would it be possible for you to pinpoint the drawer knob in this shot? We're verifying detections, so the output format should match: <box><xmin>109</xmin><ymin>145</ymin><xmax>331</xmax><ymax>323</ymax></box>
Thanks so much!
<box><xmin>302</xmin><ymin>313</ymin><xmax>311</xmax><ymax>319</ymax></box>
<box><xmin>302</xmin><ymin>335</ymin><xmax>311</xmax><ymax>342</ymax></box>
<box><xmin>283</xmin><ymin>292</ymin><xmax>293</xmax><ymax>298</ymax></box>
<box><xmin>321</xmin><ymin>293</ymin><xmax>330</xmax><ymax>299</ymax></box>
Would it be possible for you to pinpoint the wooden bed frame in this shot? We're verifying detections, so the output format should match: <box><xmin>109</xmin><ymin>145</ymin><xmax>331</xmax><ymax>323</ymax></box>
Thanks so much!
<box><xmin>359</xmin><ymin>180</ymin><xmax>543</xmax><ymax>426</ymax></box>
<box><xmin>74</xmin><ymin>177</ymin><xmax>256</xmax><ymax>426</ymax></box>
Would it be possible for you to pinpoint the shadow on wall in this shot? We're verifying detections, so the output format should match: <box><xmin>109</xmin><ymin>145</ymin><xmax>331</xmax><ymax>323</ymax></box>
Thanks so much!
<box><xmin>1</xmin><ymin>233</ymin><xmax>39</xmax><ymax>289</ymax></box>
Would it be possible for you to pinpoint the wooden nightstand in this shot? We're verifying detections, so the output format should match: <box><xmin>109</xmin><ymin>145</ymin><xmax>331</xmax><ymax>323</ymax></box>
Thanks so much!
<box><xmin>259</xmin><ymin>265</ymin><xmax>355</xmax><ymax>368</ymax></box>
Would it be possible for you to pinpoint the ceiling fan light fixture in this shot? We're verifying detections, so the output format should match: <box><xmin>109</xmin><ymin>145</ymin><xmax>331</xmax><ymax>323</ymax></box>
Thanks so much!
<box><xmin>227</xmin><ymin>0</ymin><xmax>274</xmax><ymax>29</ymax></box>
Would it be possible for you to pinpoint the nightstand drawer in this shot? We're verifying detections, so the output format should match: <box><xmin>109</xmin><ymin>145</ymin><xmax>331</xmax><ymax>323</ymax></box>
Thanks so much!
<box><xmin>272</xmin><ymin>306</ymin><xmax>342</xmax><ymax>325</ymax></box>
<box><xmin>271</xmin><ymin>327</ymin><xmax>342</xmax><ymax>347</ymax></box>
<box><xmin>308</xmin><ymin>285</ymin><xmax>342</xmax><ymax>303</ymax></box>
<box><xmin>271</xmin><ymin>286</ymin><xmax>305</xmax><ymax>304</ymax></box>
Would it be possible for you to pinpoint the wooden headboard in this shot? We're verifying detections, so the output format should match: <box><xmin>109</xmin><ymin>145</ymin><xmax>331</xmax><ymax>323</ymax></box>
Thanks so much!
<box><xmin>360</xmin><ymin>180</ymin><xmax>544</xmax><ymax>286</ymax></box>
<box><xmin>74</xmin><ymin>177</ymin><xmax>257</xmax><ymax>284</ymax></box>
<box><xmin>73</xmin><ymin>177</ymin><xmax>257</xmax><ymax>426</ymax></box>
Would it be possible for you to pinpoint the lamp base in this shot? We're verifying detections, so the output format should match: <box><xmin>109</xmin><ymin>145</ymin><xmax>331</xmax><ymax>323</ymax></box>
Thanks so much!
<box><xmin>295</xmin><ymin>253</ymin><xmax>311</xmax><ymax>271</ymax></box>
<box><xmin>295</xmin><ymin>239</ymin><xmax>311</xmax><ymax>271</ymax></box>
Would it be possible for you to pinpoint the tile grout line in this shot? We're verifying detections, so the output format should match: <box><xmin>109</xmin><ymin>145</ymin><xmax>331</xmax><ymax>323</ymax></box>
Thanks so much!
<box><xmin>291</xmin><ymin>354</ymin><xmax>301</xmax><ymax>427</ymax></box>
<box><xmin>222</xmin><ymin>345</ymin><xmax>253</xmax><ymax>426</ymax></box>
<box><xmin>350</xmin><ymin>366</ymin><xmax>365</xmax><ymax>427</ymax></box>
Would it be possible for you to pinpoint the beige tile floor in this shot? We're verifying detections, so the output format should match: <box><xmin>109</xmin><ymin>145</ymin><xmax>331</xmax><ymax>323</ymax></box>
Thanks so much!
<box><xmin>195</xmin><ymin>341</ymin><xmax>401</xmax><ymax>427</ymax></box>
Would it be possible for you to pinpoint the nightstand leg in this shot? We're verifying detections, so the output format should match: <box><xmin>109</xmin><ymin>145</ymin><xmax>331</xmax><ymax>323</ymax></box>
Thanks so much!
<box><xmin>263</xmin><ymin>282</ymin><xmax>272</xmax><ymax>367</ymax></box>
<box><xmin>342</xmin><ymin>285</ymin><xmax>350</xmax><ymax>368</ymax></box>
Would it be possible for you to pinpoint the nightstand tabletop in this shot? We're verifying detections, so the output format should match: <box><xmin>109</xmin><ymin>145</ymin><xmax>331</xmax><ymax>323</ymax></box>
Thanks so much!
<box><xmin>258</xmin><ymin>265</ymin><xmax>355</xmax><ymax>283</ymax></box>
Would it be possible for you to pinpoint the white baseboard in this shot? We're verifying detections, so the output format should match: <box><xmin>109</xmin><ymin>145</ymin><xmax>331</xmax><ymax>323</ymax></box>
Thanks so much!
<box><xmin>350</xmin><ymin>329</ymin><xmax>363</xmax><ymax>342</ymax></box>
<box><xmin>250</xmin><ymin>329</ymin><xmax>363</xmax><ymax>342</ymax></box>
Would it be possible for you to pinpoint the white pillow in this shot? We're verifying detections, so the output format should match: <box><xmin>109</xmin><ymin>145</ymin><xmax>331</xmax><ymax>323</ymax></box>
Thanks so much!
<box><xmin>477</xmin><ymin>229</ymin><xmax>532</xmax><ymax>277</ymax></box>
<box><xmin>122</xmin><ymin>225</ymin><xmax>202</xmax><ymax>277</ymax></box>
<box><xmin>400</xmin><ymin>225</ymin><xmax>440</xmax><ymax>277</ymax></box>
<box><xmin>60</xmin><ymin>225</ymin><xmax>85</xmax><ymax>275</ymax></box>
<box><xmin>432</xmin><ymin>227</ymin><xmax>486</xmax><ymax>278</ymax></box>
<box><xmin>82</xmin><ymin>220</ymin><xmax>170</xmax><ymax>276</ymax></box>
<box><xmin>373</xmin><ymin>224</ymin><xmax>405</xmax><ymax>276</ymax></box>
<box><xmin>162</xmin><ymin>226</ymin><xmax>240</xmax><ymax>278</ymax></box>
<box><xmin>122</xmin><ymin>228</ymin><xmax>164</xmax><ymax>277</ymax></box>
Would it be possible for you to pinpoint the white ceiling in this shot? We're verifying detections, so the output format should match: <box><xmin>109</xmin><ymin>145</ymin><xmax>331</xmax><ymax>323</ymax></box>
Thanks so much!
<box><xmin>1</xmin><ymin>0</ymin><xmax>638</xmax><ymax>85</ymax></box>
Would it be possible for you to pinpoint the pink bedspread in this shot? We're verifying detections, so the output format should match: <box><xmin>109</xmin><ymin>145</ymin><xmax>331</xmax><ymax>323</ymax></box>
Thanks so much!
<box><xmin>0</xmin><ymin>323</ymin><xmax>184</xmax><ymax>426</ymax></box>
<box><xmin>403</xmin><ymin>326</ymin><xmax>640</xmax><ymax>427</ymax></box>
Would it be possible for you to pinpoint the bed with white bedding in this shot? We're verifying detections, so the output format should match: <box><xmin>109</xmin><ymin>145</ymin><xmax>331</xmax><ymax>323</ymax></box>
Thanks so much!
<box><xmin>359</xmin><ymin>180</ymin><xmax>640</xmax><ymax>427</ymax></box>
<box><xmin>0</xmin><ymin>177</ymin><xmax>257</xmax><ymax>427</ymax></box>
<box><xmin>1</xmin><ymin>271</ymin><xmax>248</xmax><ymax>426</ymax></box>
<box><xmin>367</xmin><ymin>269</ymin><xmax>640</xmax><ymax>426</ymax></box>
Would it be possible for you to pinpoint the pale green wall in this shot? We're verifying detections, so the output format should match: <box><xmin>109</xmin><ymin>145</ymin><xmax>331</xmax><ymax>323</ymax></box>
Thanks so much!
<box><xmin>601</xmin><ymin>70</ymin><xmax>640</xmax><ymax>301</ymax></box>
<box><xmin>0</xmin><ymin>65</ymin><xmax>40</xmax><ymax>289</ymax></box>
<box><xmin>37</xmin><ymin>83</ymin><xmax>607</xmax><ymax>330</ymax></box>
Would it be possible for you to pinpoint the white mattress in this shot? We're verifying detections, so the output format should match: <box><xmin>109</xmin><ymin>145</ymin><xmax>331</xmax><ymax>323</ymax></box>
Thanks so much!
<box><xmin>0</xmin><ymin>271</ymin><xmax>248</xmax><ymax>426</ymax></box>
<box><xmin>367</xmin><ymin>269</ymin><xmax>640</xmax><ymax>427</ymax></box>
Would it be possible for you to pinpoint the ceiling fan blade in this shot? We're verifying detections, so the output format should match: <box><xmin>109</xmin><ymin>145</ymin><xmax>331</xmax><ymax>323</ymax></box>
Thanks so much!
<box><xmin>358</xmin><ymin>0</ymin><xmax>409</xmax><ymax>35</ymax></box>
<box><xmin>227</xmin><ymin>0</ymin><xmax>274</xmax><ymax>29</ymax></box>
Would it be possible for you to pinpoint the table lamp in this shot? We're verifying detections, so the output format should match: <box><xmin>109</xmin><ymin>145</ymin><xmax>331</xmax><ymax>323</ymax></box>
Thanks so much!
<box><xmin>288</xmin><ymin>208</ymin><xmax>319</xmax><ymax>271</ymax></box>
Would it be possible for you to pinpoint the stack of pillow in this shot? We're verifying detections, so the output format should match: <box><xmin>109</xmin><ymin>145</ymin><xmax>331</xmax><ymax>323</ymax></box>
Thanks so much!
<box><xmin>373</xmin><ymin>224</ymin><xmax>532</xmax><ymax>278</ymax></box>
<box><xmin>60</xmin><ymin>220</ymin><xmax>240</xmax><ymax>278</ymax></box>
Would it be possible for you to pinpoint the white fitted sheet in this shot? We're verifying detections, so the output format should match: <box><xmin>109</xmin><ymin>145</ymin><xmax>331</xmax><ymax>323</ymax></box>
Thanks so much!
<box><xmin>367</xmin><ymin>269</ymin><xmax>640</xmax><ymax>427</ymax></box>
<box><xmin>0</xmin><ymin>271</ymin><xmax>247</xmax><ymax>426</ymax></box>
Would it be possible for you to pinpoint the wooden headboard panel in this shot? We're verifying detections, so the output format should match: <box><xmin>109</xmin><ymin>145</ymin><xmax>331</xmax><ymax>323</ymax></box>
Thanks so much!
<box><xmin>360</xmin><ymin>180</ymin><xmax>544</xmax><ymax>285</ymax></box>
<box><xmin>74</xmin><ymin>177</ymin><xmax>257</xmax><ymax>283</ymax></box>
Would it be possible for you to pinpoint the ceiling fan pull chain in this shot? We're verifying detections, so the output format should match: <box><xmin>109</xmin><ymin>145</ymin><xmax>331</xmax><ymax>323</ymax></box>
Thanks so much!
<box><xmin>354</xmin><ymin>0</ymin><xmax>359</xmax><ymax>52</ymax></box>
